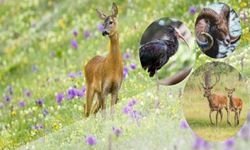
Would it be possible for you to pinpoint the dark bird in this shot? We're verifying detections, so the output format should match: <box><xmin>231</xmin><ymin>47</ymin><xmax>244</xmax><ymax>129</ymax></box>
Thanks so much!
<box><xmin>139</xmin><ymin>25</ymin><xmax>189</xmax><ymax>77</ymax></box>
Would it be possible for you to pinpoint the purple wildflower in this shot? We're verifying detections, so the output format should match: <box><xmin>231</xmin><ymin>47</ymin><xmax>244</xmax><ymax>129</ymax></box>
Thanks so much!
<box><xmin>112</xmin><ymin>127</ymin><xmax>123</xmax><ymax>137</ymax></box>
<box><xmin>189</xmin><ymin>6</ymin><xmax>197</xmax><ymax>15</ymax></box>
<box><xmin>4</xmin><ymin>95</ymin><xmax>11</xmax><ymax>102</ymax></box>
<box><xmin>123</xmin><ymin>52</ymin><xmax>131</xmax><ymax>60</ymax></box>
<box><xmin>67</xmin><ymin>87</ymin><xmax>77</xmax><ymax>100</ymax></box>
<box><xmin>123</xmin><ymin>67</ymin><xmax>129</xmax><ymax>78</ymax></box>
<box><xmin>34</xmin><ymin>125</ymin><xmax>39</xmax><ymax>130</ymax></box>
<box><xmin>180</xmin><ymin>120</ymin><xmax>189</xmax><ymax>129</ymax></box>
<box><xmin>239</xmin><ymin>124</ymin><xmax>250</xmax><ymax>141</ymax></box>
<box><xmin>56</xmin><ymin>93</ymin><xmax>64</xmax><ymax>104</ymax></box>
<box><xmin>73</xmin><ymin>30</ymin><xmax>78</xmax><ymax>37</ymax></box>
<box><xmin>130</xmin><ymin>63</ymin><xmax>137</xmax><ymax>70</ymax></box>
<box><xmin>33</xmin><ymin>124</ymin><xmax>44</xmax><ymax>130</ymax></box>
<box><xmin>19</xmin><ymin>101</ymin><xmax>26</xmax><ymax>107</ymax></box>
<box><xmin>77</xmin><ymin>87</ymin><xmax>86</xmax><ymax>98</ymax></box>
<box><xmin>128</xmin><ymin>99</ymin><xmax>137</xmax><ymax>107</ymax></box>
<box><xmin>97</xmin><ymin>23</ymin><xmax>104</xmax><ymax>32</ymax></box>
<box><xmin>36</xmin><ymin>98</ymin><xmax>44</xmax><ymax>107</ymax></box>
<box><xmin>193</xmin><ymin>136</ymin><xmax>209</xmax><ymax>150</ymax></box>
<box><xmin>71</xmin><ymin>39</ymin><xmax>78</xmax><ymax>49</ymax></box>
<box><xmin>84</xmin><ymin>30</ymin><xmax>91</xmax><ymax>39</ymax></box>
<box><xmin>129</xmin><ymin>110</ymin><xmax>142</xmax><ymax>121</ymax></box>
<box><xmin>77</xmin><ymin>71</ymin><xmax>83</xmax><ymax>77</ymax></box>
<box><xmin>43</xmin><ymin>108</ymin><xmax>49</xmax><ymax>116</ymax></box>
<box><xmin>86</xmin><ymin>135</ymin><xmax>97</xmax><ymax>146</ymax></box>
<box><xmin>24</xmin><ymin>89</ymin><xmax>32</xmax><ymax>97</ymax></box>
<box><xmin>224</xmin><ymin>138</ymin><xmax>235</xmax><ymax>150</ymax></box>
<box><xmin>122</xmin><ymin>106</ymin><xmax>132</xmax><ymax>114</ymax></box>
<box><xmin>39</xmin><ymin>124</ymin><xmax>44</xmax><ymax>129</ymax></box>
<box><xmin>68</xmin><ymin>72</ymin><xmax>77</xmax><ymax>78</ymax></box>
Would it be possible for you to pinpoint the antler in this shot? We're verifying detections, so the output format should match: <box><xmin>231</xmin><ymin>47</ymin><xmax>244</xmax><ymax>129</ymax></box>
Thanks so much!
<box><xmin>210</xmin><ymin>73</ymin><xmax>220</xmax><ymax>88</ymax></box>
<box><xmin>200</xmin><ymin>72</ymin><xmax>206</xmax><ymax>88</ymax></box>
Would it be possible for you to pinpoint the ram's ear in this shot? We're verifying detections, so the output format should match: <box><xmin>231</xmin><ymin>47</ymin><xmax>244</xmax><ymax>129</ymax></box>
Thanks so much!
<box><xmin>96</xmin><ymin>9</ymin><xmax>107</xmax><ymax>20</ymax></box>
<box><xmin>220</xmin><ymin>5</ymin><xmax>230</xmax><ymax>19</ymax></box>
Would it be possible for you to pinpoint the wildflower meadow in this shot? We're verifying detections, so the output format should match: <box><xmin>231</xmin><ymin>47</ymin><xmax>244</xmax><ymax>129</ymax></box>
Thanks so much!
<box><xmin>0</xmin><ymin>0</ymin><xmax>250</xmax><ymax>149</ymax></box>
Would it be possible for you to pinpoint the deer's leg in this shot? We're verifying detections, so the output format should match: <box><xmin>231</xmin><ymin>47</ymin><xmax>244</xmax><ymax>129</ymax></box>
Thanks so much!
<box><xmin>92</xmin><ymin>93</ymin><xmax>102</xmax><ymax>114</ymax></box>
<box><xmin>115</xmin><ymin>97</ymin><xmax>119</xmax><ymax>104</ymax></box>
<box><xmin>238</xmin><ymin>109</ymin><xmax>242</xmax><ymax>125</ymax></box>
<box><xmin>236</xmin><ymin>111</ymin><xmax>239</xmax><ymax>126</ymax></box>
<box><xmin>100</xmin><ymin>93</ymin><xmax>107</xmax><ymax>118</ymax></box>
<box><xmin>85</xmin><ymin>87</ymin><xmax>95</xmax><ymax>117</ymax></box>
<box><xmin>209</xmin><ymin>110</ymin><xmax>214</xmax><ymax>125</ymax></box>
<box><xmin>216</xmin><ymin>111</ymin><xmax>219</xmax><ymax>126</ymax></box>
<box><xmin>225</xmin><ymin>107</ymin><xmax>231</xmax><ymax>126</ymax></box>
<box><xmin>111</xmin><ymin>90</ymin><xmax>118</xmax><ymax>116</ymax></box>
<box><xmin>239</xmin><ymin>108</ymin><xmax>242</xmax><ymax>119</ymax></box>
<box><xmin>219</xmin><ymin>110</ymin><xmax>223</xmax><ymax>122</ymax></box>
<box><xmin>234</xmin><ymin>111</ymin><xmax>237</xmax><ymax>127</ymax></box>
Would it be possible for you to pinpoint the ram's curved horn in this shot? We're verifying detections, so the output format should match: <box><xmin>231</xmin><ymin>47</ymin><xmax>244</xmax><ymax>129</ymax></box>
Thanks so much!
<box><xmin>196</xmin><ymin>32</ymin><xmax>214</xmax><ymax>52</ymax></box>
<box><xmin>195</xmin><ymin>8</ymin><xmax>220</xmax><ymax>51</ymax></box>
<box><xmin>230</xmin><ymin>34</ymin><xmax>241</xmax><ymax>44</ymax></box>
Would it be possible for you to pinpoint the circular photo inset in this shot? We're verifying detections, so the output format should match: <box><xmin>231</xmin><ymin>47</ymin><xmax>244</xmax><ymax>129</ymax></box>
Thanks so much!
<box><xmin>139</xmin><ymin>17</ymin><xmax>195</xmax><ymax>85</ymax></box>
<box><xmin>195</xmin><ymin>2</ymin><xmax>242</xmax><ymax>58</ymax></box>
<box><xmin>182</xmin><ymin>62</ymin><xmax>249</xmax><ymax>141</ymax></box>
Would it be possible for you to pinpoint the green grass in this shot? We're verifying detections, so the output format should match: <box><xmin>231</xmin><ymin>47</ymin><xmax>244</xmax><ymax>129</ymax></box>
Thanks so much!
<box><xmin>0</xmin><ymin>0</ymin><xmax>250</xmax><ymax>149</ymax></box>
<box><xmin>183</xmin><ymin>71</ymin><xmax>250</xmax><ymax>141</ymax></box>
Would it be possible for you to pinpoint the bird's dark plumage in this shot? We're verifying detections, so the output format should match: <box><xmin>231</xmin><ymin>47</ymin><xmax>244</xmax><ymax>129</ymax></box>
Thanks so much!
<box><xmin>139</xmin><ymin>35</ymin><xmax>179</xmax><ymax>77</ymax></box>
<box><xmin>139</xmin><ymin>39</ymin><xmax>179</xmax><ymax>77</ymax></box>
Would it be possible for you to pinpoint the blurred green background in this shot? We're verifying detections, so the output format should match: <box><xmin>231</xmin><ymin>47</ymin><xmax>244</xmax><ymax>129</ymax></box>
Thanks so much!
<box><xmin>0</xmin><ymin>0</ymin><xmax>250</xmax><ymax>149</ymax></box>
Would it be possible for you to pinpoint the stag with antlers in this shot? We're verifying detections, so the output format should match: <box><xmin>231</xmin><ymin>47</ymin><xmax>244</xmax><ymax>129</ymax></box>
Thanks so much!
<box><xmin>200</xmin><ymin>73</ymin><xmax>231</xmax><ymax>126</ymax></box>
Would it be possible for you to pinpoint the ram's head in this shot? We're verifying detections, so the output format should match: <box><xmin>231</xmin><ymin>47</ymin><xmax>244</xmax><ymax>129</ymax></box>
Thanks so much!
<box><xmin>195</xmin><ymin>5</ymin><xmax>240</xmax><ymax>52</ymax></box>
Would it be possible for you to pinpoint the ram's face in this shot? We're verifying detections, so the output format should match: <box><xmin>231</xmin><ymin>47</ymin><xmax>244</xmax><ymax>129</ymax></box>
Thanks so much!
<box><xmin>214</xmin><ymin>19</ymin><xmax>230</xmax><ymax>45</ymax></box>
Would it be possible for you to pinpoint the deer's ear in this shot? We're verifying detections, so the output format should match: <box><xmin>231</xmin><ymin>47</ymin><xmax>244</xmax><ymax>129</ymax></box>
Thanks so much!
<box><xmin>233</xmin><ymin>88</ymin><xmax>235</xmax><ymax>91</ymax></box>
<box><xmin>225</xmin><ymin>87</ymin><xmax>228</xmax><ymax>91</ymax></box>
<box><xmin>96</xmin><ymin>9</ymin><xmax>106</xmax><ymax>20</ymax></box>
<box><xmin>111</xmin><ymin>2</ymin><xmax>118</xmax><ymax>17</ymax></box>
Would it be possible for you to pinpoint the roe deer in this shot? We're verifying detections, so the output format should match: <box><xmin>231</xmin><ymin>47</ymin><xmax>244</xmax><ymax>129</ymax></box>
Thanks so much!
<box><xmin>84</xmin><ymin>3</ymin><xmax>123</xmax><ymax>117</ymax></box>
<box><xmin>201</xmin><ymin>75</ymin><xmax>231</xmax><ymax>126</ymax></box>
<box><xmin>225</xmin><ymin>87</ymin><xmax>243</xmax><ymax>126</ymax></box>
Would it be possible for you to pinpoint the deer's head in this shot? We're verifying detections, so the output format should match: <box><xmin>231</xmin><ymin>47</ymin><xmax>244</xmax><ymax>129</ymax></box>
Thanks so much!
<box><xmin>195</xmin><ymin>5</ymin><xmax>240</xmax><ymax>51</ymax></box>
<box><xmin>202</xmin><ymin>86</ymin><xmax>213</xmax><ymax>97</ymax></box>
<box><xmin>96</xmin><ymin>2</ymin><xmax>118</xmax><ymax>37</ymax></box>
<box><xmin>225</xmin><ymin>87</ymin><xmax>235</xmax><ymax>98</ymax></box>
<box><xmin>200</xmin><ymin>73</ymin><xmax>220</xmax><ymax>98</ymax></box>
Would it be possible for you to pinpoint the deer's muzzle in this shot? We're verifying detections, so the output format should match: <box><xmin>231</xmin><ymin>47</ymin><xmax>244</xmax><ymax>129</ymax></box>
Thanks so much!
<box><xmin>102</xmin><ymin>30</ymin><xmax>109</xmax><ymax>36</ymax></box>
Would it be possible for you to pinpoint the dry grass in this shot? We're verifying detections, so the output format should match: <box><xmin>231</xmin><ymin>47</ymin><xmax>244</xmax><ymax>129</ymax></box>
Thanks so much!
<box><xmin>182</xmin><ymin>72</ymin><xmax>250</xmax><ymax>141</ymax></box>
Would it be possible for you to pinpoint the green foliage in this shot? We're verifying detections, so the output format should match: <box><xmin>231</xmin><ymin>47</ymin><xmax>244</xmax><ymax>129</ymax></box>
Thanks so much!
<box><xmin>0</xmin><ymin>0</ymin><xmax>250</xmax><ymax>149</ymax></box>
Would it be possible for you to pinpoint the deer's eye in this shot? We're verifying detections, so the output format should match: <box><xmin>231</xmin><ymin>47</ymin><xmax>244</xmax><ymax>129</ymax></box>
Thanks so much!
<box><xmin>109</xmin><ymin>21</ymin><xmax>113</xmax><ymax>25</ymax></box>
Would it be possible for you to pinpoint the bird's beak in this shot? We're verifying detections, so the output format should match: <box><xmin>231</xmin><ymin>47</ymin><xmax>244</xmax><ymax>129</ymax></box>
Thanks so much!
<box><xmin>174</xmin><ymin>28</ymin><xmax>190</xmax><ymax>48</ymax></box>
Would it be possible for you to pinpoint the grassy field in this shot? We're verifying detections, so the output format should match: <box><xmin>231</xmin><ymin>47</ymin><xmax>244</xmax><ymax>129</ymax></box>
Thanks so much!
<box><xmin>0</xmin><ymin>0</ymin><xmax>250</xmax><ymax>149</ymax></box>
<box><xmin>183</xmin><ymin>65</ymin><xmax>250</xmax><ymax>141</ymax></box>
